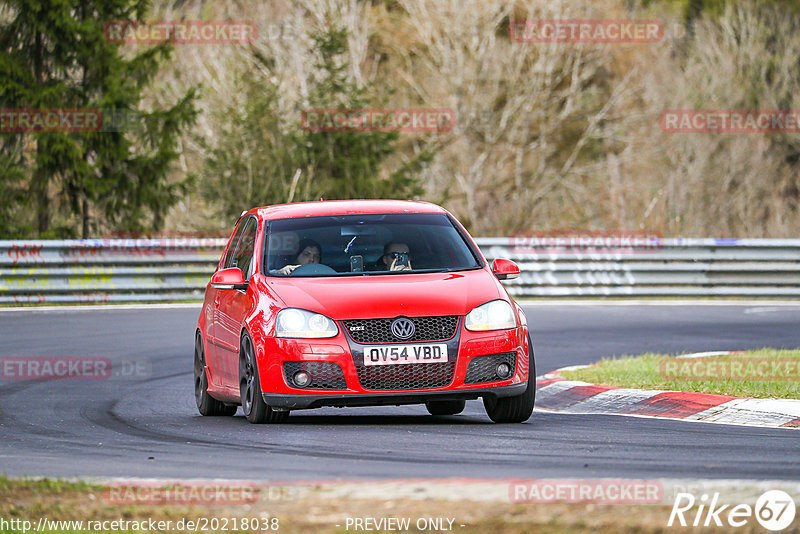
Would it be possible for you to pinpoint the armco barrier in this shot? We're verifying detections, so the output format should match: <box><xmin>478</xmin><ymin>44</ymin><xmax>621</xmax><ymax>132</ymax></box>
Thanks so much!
<box><xmin>482</xmin><ymin>237</ymin><xmax>800</xmax><ymax>298</ymax></box>
<box><xmin>0</xmin><ymin>239</ymin><xmax>226</xmax><ymax>304</ymax></box>
<box><xmin>1</xmin><ymin>238</ymin><xmax>799</xmax><ymax>304</ymax></box>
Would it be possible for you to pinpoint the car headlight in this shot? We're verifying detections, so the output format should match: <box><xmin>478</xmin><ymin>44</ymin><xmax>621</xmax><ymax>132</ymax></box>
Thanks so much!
<box><xmin>276</xmin><ymin>308</ymin><xmax>338</xmax><ymax>338</ymax></box>
<box><xmin>464</xmin><ymin>300</ymin><xmax>516</xmax><ymax>331</ymax></box>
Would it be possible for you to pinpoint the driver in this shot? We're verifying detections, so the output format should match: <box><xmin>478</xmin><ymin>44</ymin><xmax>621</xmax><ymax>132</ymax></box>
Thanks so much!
<box><xmin>278</xmin><ymin>239</ymin><xmax>321</xmax><ymax>275</ymax></box>
<box><xmin>379</xmin><ymin>242</ymin><xmax>412</xmax><ymax>271</ymax></box>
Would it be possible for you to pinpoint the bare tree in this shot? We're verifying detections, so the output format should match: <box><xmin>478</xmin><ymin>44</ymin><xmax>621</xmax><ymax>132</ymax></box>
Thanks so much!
<box><xmin>151</xmin><ymin>0</ymin><xmax>800</xmax><ymax>238</ymax></box>
<box><xmin>638</xmin><ymin>1</ymin><xmax>800</xmax><ymax>237</ymax></box>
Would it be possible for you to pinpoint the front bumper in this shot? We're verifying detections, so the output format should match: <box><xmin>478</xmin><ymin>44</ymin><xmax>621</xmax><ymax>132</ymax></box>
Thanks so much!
<box><xmin>253</xmin><ymin>321</ymin><xmax>531</xmax><ymax>410</ymax></box>
<box><xmin>263</xmin><ymin>382</ymin><xmax>528</xmax><ymax>410</ymax></box>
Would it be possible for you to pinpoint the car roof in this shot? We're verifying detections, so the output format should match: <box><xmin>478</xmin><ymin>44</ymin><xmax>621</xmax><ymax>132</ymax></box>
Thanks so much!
<box><xmin>253</xmin><ymin>200</ymin><xmax>447</xmax><ymax>221</ymax></box>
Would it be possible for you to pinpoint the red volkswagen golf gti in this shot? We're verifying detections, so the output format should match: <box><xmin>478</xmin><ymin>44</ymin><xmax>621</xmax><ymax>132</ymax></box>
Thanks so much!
<box><xmin>194</xmin><ymin>200</ymin><xmax>535</xmax><ymax>423</ymax></box>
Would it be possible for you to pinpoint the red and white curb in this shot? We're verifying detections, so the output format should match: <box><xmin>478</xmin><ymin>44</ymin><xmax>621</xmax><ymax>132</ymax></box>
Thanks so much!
<box><xmin>534</xmin><ymin>352</ymin><xmax>800</xmax><ymax>429</ymax></box>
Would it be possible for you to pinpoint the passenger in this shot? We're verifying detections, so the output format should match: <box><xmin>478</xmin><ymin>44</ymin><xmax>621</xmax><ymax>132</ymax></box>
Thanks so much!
<box><xmin>278</xmin><ymin>239</ymin><xmax>321</xmax><ymax>275</ymax></box>
<box><xmin>378</xmin><ymin>242</ymin><xmax>412</xmax><ymax>271</ymax></box>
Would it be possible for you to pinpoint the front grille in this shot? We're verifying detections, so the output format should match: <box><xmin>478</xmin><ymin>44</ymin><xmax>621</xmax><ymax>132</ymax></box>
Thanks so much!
<box><xmin>283</xmin><ymin>362</ymin><xmax>346</xmax><ymax>390</ymax></box>
<box><xmin>342</xmin><ymin>316</ymin><xmax>459</xmax><ymax>344</ymax></box>
<box><xmin>356</xmin><ymin>361</ymin><xmax>457</xmax><ymax>390</ymax></box>
<box><xmin>465</xmin><ymin>352</ymin><xmax>517</xmax><ymax>384</ymax></box>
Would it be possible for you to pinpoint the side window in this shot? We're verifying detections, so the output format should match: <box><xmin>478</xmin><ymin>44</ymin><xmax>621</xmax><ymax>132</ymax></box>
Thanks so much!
<box><xmin>223</xmin><ymin>219</ymin><xmax>248</xmax><ymax>270</ymax></box>
<box><xmin>230</xmin><ymin>218</ymin><xmax>258</xmax><ymax>279</ymax></box>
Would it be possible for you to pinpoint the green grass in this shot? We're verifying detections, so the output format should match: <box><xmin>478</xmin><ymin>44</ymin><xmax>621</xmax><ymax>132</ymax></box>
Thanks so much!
<box><xmin>559</xmin><ymin>348</ymin><xmax>800</xmax><ymax>399</ymax></box>
<box><xmin>0</xmin><ymin>476</ymin><xmax>99</xmax><ymax>493</ymax></box>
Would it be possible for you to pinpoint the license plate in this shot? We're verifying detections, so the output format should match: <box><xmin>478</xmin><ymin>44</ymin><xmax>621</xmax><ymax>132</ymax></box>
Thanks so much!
<box><xmin>363</xmin><ymin>344</ymin><xmax>448</xmax><ymax>366</ymax></box>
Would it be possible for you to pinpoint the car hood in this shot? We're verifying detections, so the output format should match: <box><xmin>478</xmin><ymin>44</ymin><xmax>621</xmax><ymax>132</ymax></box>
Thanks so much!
<box><xmin>264</xmin><ymin>269</ymin><xmax>506</xmax><ymax>319</ymax></box>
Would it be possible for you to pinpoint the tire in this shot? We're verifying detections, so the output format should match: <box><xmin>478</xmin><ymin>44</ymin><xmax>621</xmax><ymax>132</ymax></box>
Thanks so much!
<box><xmin>483</xmin><ymin>334</ymin><xmax>536</xmax><ymax>423</ymax></box>
<box><xmin>239</xmin><ymin>332</ymin><xmax>289</xmax><ymax>424</ymax></box>
<box><xmin>425</xmin><ymin>399</ymin><xmax>466</xmax><ymax>416</ymax></box>
<box><xmin>194</xmin><ymin>332</ymin><xmax>236</xmax><ymax>416</ymax></box>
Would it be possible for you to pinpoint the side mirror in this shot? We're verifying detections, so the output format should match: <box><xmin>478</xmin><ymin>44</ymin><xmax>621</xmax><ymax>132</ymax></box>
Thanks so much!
<box><xmin>211</xmin><ymin>267</ymin><xmax>248</xmax><ymax>290</ymax></box>
<box><xmin>491</xmin><ymin>258</ymin><xmax>520</xmax><ymax>280</ymax></box>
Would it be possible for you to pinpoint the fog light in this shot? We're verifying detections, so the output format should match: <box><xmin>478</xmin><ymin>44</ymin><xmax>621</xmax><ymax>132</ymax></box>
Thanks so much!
<box><xmin>293</xmin><ymin>371</ymin><xmax>311</xmax><ymax>387</ymax></box>
<box><xmin>496</xmin><ymin>362</ymin><xmax>512</xmax><ymax>379</ymax></box>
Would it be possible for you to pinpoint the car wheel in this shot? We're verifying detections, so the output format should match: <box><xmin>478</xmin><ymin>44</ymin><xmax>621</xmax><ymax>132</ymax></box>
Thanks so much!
<box><xmin>194</xmin><ymin>332</ymin><xmax>236</xmax><ymax>416</ymax></box>
<box><xmin>483</xmin><ymin>334</ymin><xmax>536</xmax><ymax>423</ymax></box>
<box><xmin>425</xmin><ymin>400</ymin><xmax>466</xmax><ymax>416</ymax></box>
<box><xmin>239</xmin><ymin>332</ymin><xmax>289</xmax><ymax>424</ymax></box>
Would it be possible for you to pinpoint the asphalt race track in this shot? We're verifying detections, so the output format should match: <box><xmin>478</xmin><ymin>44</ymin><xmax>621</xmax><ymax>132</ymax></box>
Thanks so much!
<box><xmin>0</xmin><ymin>303</ymin><xmax>798</xmax><ymax>481</ymax></box>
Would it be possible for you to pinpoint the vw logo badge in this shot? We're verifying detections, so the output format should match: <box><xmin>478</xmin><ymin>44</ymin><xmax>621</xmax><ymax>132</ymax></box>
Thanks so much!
<box><xmin>390</xmin><ymin>317</ymin><xmax>415</xmax><ymax>340</ymax></box>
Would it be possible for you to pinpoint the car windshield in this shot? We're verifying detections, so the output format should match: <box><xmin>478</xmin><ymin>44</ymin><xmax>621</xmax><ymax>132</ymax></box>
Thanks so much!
<box><xmin>263</xmin><ymin>212</ymin><xmax>482</xmax><ymax>277</ymax></box>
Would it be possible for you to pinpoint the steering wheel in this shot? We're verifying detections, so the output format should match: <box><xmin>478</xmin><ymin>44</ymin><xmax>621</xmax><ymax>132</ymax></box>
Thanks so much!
<box><xmin>289</xmin><ymin>263</ymin><xmax>338</xmax><ymax>276</ymax></box>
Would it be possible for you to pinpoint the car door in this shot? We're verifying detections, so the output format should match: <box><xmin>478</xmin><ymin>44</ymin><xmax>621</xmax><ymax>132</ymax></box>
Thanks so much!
<box><xmin>205</xmin><ymin>218</ymin><xmax>247</xmax><ymax>388</ymax></box>
<box><xmin>214</xmin><ymin>216</ymin><xmax>258</xmax><ymax>389</ymax></box>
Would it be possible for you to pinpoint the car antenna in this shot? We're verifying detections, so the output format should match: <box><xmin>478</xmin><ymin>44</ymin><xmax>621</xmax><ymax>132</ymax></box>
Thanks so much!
<box><xmin>234</xmin><ymin>209</ymin><xmax>247</xmax><ymax>225</ymax></box>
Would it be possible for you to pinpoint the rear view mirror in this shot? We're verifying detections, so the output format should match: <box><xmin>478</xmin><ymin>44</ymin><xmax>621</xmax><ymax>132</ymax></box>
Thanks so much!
<box><xmin>211</xmin><ymin>267</ymin><xmax>248</xmax><ymax>290</ymax></box>
<box><xmin>341</xmin><ymin>225</ymin><xmax>378</xmax><ymax>236</ymax></box>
